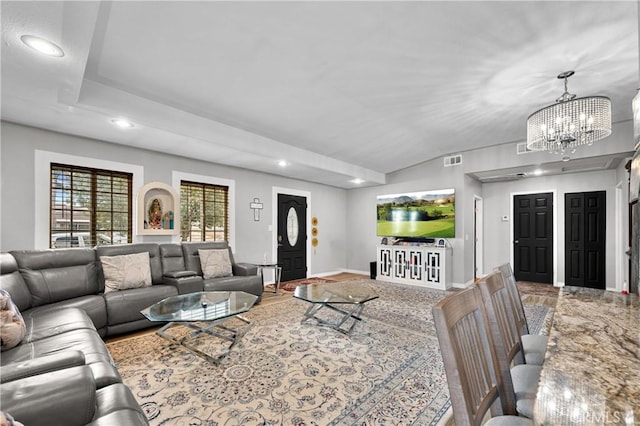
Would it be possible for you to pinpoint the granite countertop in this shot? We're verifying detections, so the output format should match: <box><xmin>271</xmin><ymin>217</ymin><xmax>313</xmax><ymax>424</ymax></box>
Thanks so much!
<box><xmin>533</xmin><ymin>286</ymin><xmax>640</xmax><ymax>425</ymax></box>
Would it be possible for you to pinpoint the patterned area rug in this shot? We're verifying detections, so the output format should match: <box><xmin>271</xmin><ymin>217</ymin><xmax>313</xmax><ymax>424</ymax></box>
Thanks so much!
<box><xmin>271</xmin><ymin>276</ymin><xmax>337</xmax><ymax>293</ymax></box>
<box><xmin>107</xmin><ymin>279</ymin><xmax>553</xmax><ymax>425</ymax></box>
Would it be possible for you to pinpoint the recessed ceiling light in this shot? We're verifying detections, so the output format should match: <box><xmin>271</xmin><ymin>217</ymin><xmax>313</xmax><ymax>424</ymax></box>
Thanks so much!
<box><xmin>351</xmin><ymin>178</ymin><xmax>365</xmax><ymax>184</ymax></box>
<box><xmin>278</xmin><ymin>160</ymin><xmax>288</xmax><ymax>167</ymax></box>
<box><xmin>20</xmin><ymin>35</ymin><xmax>64</xmax><ymax>57</ymax></box>
<box><xmin>532</xmin><ymin>169</ymin><xmax>543</xmax><ymax>176</ymax></box>
<box><xmin>111</xmin><ymin>118</ymin><xmax>134</xmax><ymax>129</ymax></box>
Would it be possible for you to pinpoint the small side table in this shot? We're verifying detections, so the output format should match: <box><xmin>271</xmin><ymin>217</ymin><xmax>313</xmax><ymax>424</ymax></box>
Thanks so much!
<box><xmin>256</xmin><ymin>263</ymin><xmax>282</xmax><ymax>295</ymax></box>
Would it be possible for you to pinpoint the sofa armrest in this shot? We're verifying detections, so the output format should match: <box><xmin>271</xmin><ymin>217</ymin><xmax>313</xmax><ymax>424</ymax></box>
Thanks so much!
<box><xmin>233</xmin><ymin>262</ymin><xmax>258</xmax><ymax>276</ymax></box>
<box><xmin>163</xmin><ymin>274</ymin><xmax>203</xmax><ymax>294</ymax></box>
<box><xmin>0</xmin><ymin>350</ymin><xmax>86</xmax><ymax>383</ymax></box>
<box><xmin>163</xmin><ymin>270</ymin><xmax>197</xmax><ymax>279</ymax></box>
<box><xmin>0</xmin><ymin>365</ymin><xmax>97</xmax><ymax>426</ymax></box>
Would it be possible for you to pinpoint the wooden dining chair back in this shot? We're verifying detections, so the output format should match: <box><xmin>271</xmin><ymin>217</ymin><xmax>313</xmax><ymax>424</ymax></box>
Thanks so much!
<box><xmin>496</xmin><ymin>263</ymin><xmax>530</xmax><ymax>336</ymax></box>
<box><xmin>477</xmin><ymin>271</ymin><xmax>526</xmax><ymax>415</ymax></box>
<box><xmin>433</xmin><ymin>286</ymin><xmax>510</xmax><ymax>425</ymax></box>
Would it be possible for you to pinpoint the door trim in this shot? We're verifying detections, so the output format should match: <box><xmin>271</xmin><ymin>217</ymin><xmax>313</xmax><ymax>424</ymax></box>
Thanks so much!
<box><xmin>615</xmin><ymin>181</ymin><xmax>626</xmax><ymax>292</ymax></box>
<box><xmin>474</xmin><ymin>195</ymin><xmax>484</xmax><ymax>279</ymax></box>
<box><xmin>509</xmin><ymin>189</ymin><xmax>559</xmax><ymax>286</ymax></box>
<box><xmin>272</xmin><ymin>187</ymin><xmax>312</xmax><ymax>275</ymax></box>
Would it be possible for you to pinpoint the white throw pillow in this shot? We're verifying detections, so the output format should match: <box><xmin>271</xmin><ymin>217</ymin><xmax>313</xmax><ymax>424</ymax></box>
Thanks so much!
<box><xmin>100</xmin><ymin>252</ymin><xmax>152</xmax><ymax>293</ymax></box>
<box><xmin>199</xmin><ymin>249</ymin><xmax>233</xmax><ymax>279</ymax></box>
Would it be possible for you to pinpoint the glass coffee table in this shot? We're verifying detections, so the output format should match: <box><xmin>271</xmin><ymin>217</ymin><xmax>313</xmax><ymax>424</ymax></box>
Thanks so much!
<box><xmin>141</xmin><ymin>291</ymin><xmax>258</xmax><ymax>363</ymax></box>
<box><xmin>293</xmin><ymin>282</ymin><xmax>379</xmax><ymax>334</ymax></box>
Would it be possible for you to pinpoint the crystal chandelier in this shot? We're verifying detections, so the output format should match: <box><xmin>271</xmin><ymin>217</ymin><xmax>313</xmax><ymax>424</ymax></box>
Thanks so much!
<box><xmin>526</xmin><ymin>71</ymin><xmax>611</xmax><ymax>156</ymax></box>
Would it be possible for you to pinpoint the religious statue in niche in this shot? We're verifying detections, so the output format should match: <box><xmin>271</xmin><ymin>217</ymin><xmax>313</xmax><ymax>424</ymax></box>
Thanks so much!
<box><xmin>148</xmin><ymin>198</ymin><xmax>163</xmax><ymax>229</ymax></box>
<box><xmin>144</xmin><ymin>197</ymin><xmax>175</xmax><ymax>230</ymax></box>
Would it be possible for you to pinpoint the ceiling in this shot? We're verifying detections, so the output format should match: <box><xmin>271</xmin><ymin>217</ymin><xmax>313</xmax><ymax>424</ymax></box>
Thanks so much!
<box><xmin>1</xmin><ymin>1</ymin><xmax>638</xmax><ymax>188</ymax></box>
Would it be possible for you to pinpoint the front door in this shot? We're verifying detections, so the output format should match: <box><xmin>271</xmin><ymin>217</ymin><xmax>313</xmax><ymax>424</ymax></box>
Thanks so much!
<box><xmin>513</xmin><ymin>193</ymin><xmax>553</xmax><ymax>284</ymax></box>
<box><xmin>565</xmin><ymin>191</ymin><xmax>606</xmax><ymax>288</ymax></box>
<box><xmin>277</xmin><ymin>194</ymin><xmax>307</xmax><ymax>281</ymax></box>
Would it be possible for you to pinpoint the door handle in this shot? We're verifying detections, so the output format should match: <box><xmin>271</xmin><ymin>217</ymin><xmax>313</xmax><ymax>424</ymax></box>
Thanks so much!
<box><xmin>514</xmin><ymin>240</ymin><xmax>519</xmax><ymax>244</ymax></box>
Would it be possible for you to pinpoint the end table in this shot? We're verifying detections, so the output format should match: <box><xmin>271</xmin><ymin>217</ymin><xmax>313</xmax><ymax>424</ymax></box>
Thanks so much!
<box><xmin>256</xmin><ymin>263</ymin><xmax>282</xmax><ymax>294</ymax></box>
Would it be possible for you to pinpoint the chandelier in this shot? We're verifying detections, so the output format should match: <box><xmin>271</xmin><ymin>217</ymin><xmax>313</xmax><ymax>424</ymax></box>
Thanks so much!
<box><xmin>526</xmin><ymin>71</ymin><xmax>611</xmax><ymax>157</ymax></box>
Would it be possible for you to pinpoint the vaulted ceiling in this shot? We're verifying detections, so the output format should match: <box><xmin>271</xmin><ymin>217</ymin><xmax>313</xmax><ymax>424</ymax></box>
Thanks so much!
<box><xmin>2</xmin><ymin>1</ymin><xmax>638</xmax><ymax>188</ymax></box>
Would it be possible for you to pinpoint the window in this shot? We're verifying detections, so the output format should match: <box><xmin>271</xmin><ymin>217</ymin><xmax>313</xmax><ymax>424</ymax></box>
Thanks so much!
<box><xmin>50</xmin><ymin>163</ymin><xmax>132</xmax><ymax>248</ymax></box>
<box><xmin>180</xmin><ymin>180</ymin><xmax>229</xmax><ymax>242</ymax></box>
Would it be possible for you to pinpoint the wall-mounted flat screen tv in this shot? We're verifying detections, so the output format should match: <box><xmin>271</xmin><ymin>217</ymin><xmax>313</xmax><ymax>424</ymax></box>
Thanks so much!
<box><xmin>376</xmin><ymin>188</ymin><xmax>455</xmax><ymax>238</ymax></box>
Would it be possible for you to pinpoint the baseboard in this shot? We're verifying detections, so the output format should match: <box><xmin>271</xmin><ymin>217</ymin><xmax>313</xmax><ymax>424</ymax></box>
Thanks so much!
<box><xmin>338</xmin><ymin>268</ymin><xmax>370</xmax><ymax>276</ymax></box>
<box><xmin>310</xmin><ymin>270</ymin><xmax>344</xmax><ymax>278</ymax></box>
<box><xmin>310</xmin><ymin>269</ymin><xmax>370</xmax><ymax>278</ymax></box>
<box><xmin>455</xmin><ymin>280</ymin><xmax>474</xmax><ymax>289</ymax></box>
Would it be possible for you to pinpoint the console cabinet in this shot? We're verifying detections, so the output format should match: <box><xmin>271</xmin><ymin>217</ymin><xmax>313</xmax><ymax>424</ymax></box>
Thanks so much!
<box><xmin>376</xmin><ymin>245</ymin><xmax>452</xmax><ymax>290</ymax></box>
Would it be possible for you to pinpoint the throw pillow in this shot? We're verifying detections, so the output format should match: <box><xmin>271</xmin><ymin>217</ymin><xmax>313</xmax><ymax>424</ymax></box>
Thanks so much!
<box><xmin>0</xmin><ymin>289</ymin><xmax>26</xmax><ymax>351</ymax></box>
<box><xmin>100</xmin><ymin>252</ymin><xmax>152</xmax><ymax>293</ymax></box>
<box><xmin>198</xmin><ymin>249</ymin><xmax>233</xmax><ymax>279</ymax></box>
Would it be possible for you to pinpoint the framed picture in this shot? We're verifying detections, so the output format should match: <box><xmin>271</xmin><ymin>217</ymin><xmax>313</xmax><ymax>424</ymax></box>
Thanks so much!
<box><xmin>137</xmin><ymin>182</ymin><xmax>179</xmax><ymax>235</ymax></box>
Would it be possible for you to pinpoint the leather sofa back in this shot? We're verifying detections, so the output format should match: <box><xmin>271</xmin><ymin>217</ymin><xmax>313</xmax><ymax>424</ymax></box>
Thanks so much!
<box><xmin>159</xmin><ymin>244</ymin><xmax>186</xmax><ymax>275</ymax></box>
<box><xmin>10</xmin><ymin>249</ymin><xmax>100</xmax><ymax>308</ymax></box>
<box><xmin>96</xmin><ymin>243</ymin><xmax>163</xmax><ymax>284</ymax></box>
<box><xmin>0</xmin><ymin>253</ymin><xmax>33</xmax><ymax>311</ymax></box>
<box><xmin>181</xmin><ymin>241</ymin><xmax>236</xmax><ymax>276</ymax></box>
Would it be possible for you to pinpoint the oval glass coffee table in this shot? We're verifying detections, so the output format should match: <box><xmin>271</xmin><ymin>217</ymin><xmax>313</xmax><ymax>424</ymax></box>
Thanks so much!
<box><xmin>293</xmin><ymin>281</ymin><xmax>379</xmax><ymax>335</ymax></box>
<box><xmin>141</xmin><ymin>291</ymin><xmax>258</xmax><ymax>363</ymax></box>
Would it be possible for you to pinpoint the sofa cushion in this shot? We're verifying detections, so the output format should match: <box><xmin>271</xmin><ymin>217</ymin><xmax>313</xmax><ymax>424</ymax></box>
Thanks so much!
<box><xmin>96</xmin><ymin>244</ymin><xmax>163</xmax><ymax>285</ymax></box>
<box><xmin>21</xmin><ymin>306</ymin><xmax>98</xmax><ymax>343</ymax></box>
<box><xmin>159</xmin><ymin>243</ymin><xmax>186</xmax><ymax>275</ymax></box>
<box><xmin>11</xmin><ymin>249</ymin><xmax>100</xmax><ymax>307</ymax></box>
<box><xmin>0</xmin><ymin>365</ymin><xmax>97</xmax><ymax>426</ymax></box>
<box><xmin>103</xmin><ymin>284</ymin><xmax>177</xmax><ymax>327</ymax></box>
<box><xmin>198</xmin><ymin>249</ymin><xmax>232</xmax><ymax>279</ymax></box>
<box><xmin>203</xmin><ymin>275</ymin><xmax>264</xmax><ymax>299</ymax></box>
<box><xmin>181</xmin><ymin>242</ymin><xmax>236</xmax><ymax>277</ymax></box>
<box><xmin>100</xmin><ymin>252</ymin><xmax>152</xmax><ymax>293</ymax></box>
<box><xmin>0</xmin><ymin>328</ymin><xmax>121</xmax><ymax>388</ymax></box>
<box><xmin>0</xmin><ymin>289</ymin><xmax>26</xmax><ymax>351</ymax></box>
<box><xmin>0</xmin><ymin>253</ymin><xmax>32</xmax><ymax>312</ymax></box>
<box><xmin>91</xmin><ymin>383</ymin><xmax>149</xmax><ymax>425</ymax></box>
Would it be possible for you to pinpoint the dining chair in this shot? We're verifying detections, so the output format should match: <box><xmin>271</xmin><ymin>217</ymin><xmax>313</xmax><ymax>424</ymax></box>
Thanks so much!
<box><xmin>433</xmin><ymin>286</ymin><xmax>532</xmax><ymax>426</ymax></box>
<box><xmin>477</xmin><ymin>272</ymin><xmax>542</xmax><ymax>419</ymax></box>
<box><xmin>496</xmin><ymin>263</ymin><xmax>548</xmax><ymax>365</ymax></box>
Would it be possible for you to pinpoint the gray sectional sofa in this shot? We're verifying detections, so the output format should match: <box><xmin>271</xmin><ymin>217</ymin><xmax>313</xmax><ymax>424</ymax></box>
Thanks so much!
<box><xmin>0</xmin><ymin>241</ymin><xmax>263</xmax><ymax>426</ymax></box>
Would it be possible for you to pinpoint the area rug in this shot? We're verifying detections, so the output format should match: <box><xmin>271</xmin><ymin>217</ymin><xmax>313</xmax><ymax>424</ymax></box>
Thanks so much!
<box><xmin>272</xmin><ymin>276</ymin><xmax>337</xmax><ymax>293</ymax></box>
<box><xmin>108</xmin><ymin>279</ymin><xmax>453</xmax><ymax>425</ymax></box>
<box><xmin>107</xmin><ymin>279</ymin><xmax>553</xmax><ymax>425</ymax></box>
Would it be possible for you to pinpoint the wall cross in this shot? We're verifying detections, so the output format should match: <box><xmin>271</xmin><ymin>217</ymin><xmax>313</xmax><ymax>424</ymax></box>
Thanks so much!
<box><xmin>250</xmin><ymin>198</ymin><xmax>264</xmax><ymax>221</ymax></box>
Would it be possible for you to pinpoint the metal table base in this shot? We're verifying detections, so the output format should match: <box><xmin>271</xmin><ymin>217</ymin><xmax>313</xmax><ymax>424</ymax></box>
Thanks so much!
<box><xmin>300</xmin><ymin>302</ymin><xmax>366</xmax><ymax>334</ymax></box>
<box><xmin>156</xmin><ymin>315</ymin><xmax>251</xmax><ymax>363</ymax></box>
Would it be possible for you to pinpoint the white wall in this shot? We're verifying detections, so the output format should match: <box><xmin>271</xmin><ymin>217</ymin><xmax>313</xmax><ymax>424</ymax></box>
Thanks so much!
<box><xmin>483</xmin><ymin>170</ymin><xmax>619</xmax><ymax>289</ymax></box>
<box><xmin>347</xmin><ymin>120</ymin><xmax>635</xmax><ymax>289</ymax></box>
<box><xmin>2</xmin><ymin>119</ymin><xmax>635</xmax><ymax>288</ymax></box>
<box><xmin>0</xmin><ymin>122</ymin><xmax>347</xmax><ymax>276</ymax></box>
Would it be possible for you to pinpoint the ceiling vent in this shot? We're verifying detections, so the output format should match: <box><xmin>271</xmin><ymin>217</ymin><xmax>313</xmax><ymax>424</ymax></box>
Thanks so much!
<box><xmin>517</xmin><ymin>142</ymin><xmax>534</xmax><ymax>155</ymax></box>
<box><xmin>444</xmin><ymin>154</ymin><xmax>462</xmax><ymax>167</ymax></box>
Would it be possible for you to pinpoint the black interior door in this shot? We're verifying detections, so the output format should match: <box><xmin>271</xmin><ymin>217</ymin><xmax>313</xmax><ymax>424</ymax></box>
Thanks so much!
<box><xmin>277</xmin><ymin>194</ymin><xmax>307</xmax><ymax>282</ymax></box>
<box><xmin>565</xmin><ymin>191</ymin><xmax>606</xmax><ymax>288</ymax></box>
<box><xmin>513</xmin><ymin>193</ymin><xmax>553</xmax><ymax>284</ymax></box>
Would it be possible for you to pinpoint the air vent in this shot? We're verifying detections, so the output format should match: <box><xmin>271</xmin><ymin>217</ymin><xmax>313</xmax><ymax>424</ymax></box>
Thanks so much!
<box><xmin>444</xmin><ymin>154</ymin><xmax>462</xmax><ymax>167</ymax></box>
<box><xmin>517</xmin><ymin>142</ymin><xmax>534</xmax><ymax>155</ymax></box>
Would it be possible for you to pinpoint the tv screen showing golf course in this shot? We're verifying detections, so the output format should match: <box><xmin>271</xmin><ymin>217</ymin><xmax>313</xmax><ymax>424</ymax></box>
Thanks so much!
<box><xmin>376</xmin><ymin>188</ymin><xmax>455</xmax><ymax>238</ymax></box>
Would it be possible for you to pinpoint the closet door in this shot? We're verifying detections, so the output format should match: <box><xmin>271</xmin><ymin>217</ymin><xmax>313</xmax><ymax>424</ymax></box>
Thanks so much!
<box><xmin>565</xmin><ymin>191</ymin><xmax>606</xmax><ymax>289</ymax></box>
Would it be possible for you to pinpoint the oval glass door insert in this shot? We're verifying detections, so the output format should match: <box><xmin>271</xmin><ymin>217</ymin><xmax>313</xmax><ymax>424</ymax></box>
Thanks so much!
<box><xmin>286</xmin><ymin>207</ymin><xmax>299</xmax><ymax>246</ymax></box>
